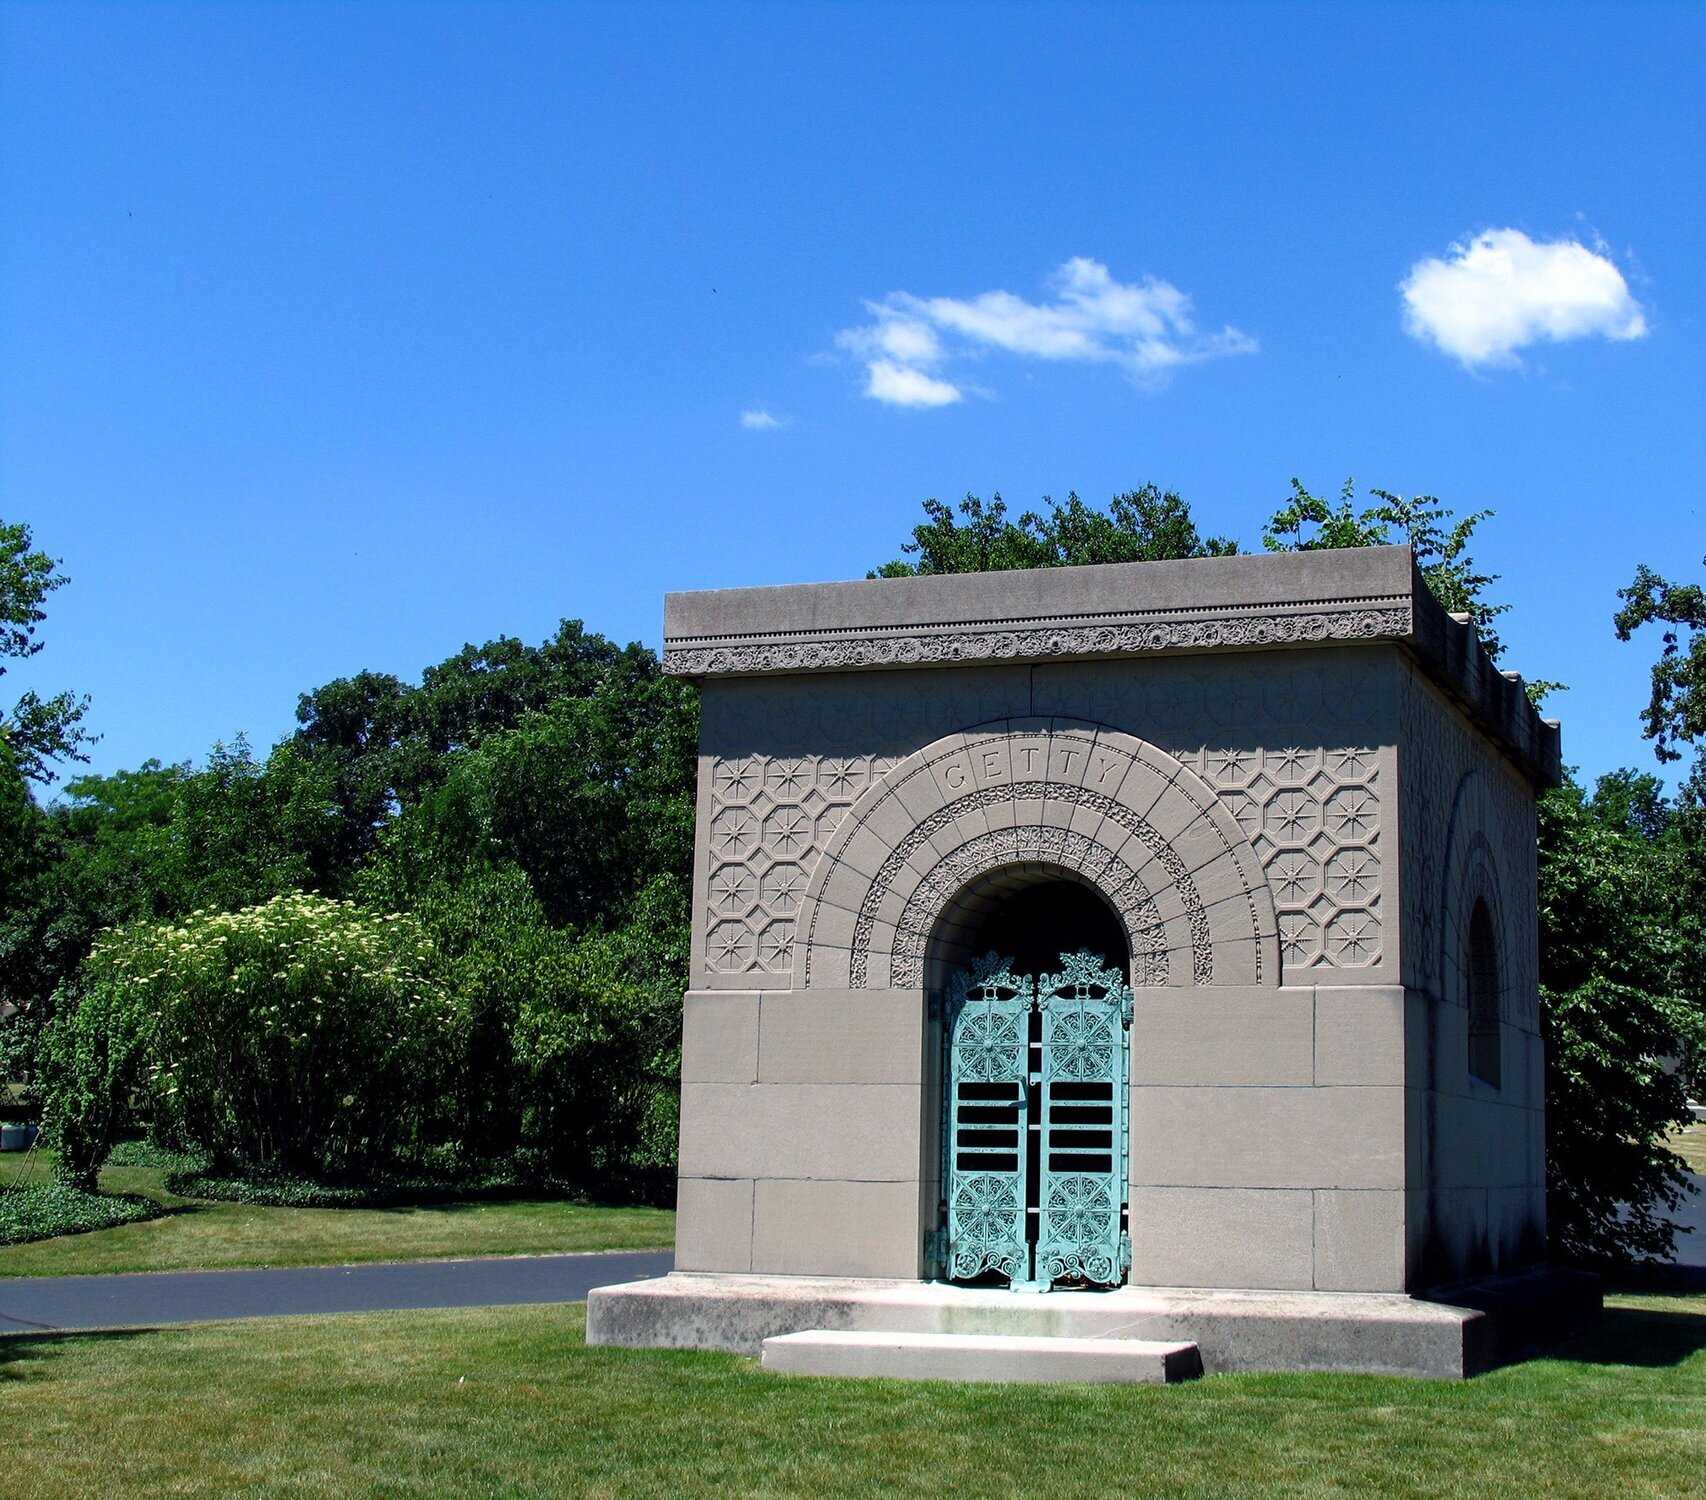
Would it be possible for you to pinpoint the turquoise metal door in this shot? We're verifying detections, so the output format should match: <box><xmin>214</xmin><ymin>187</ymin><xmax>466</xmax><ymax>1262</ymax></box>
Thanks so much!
<box><xmin>941</xmin><ymin>949</ymin><xmax>1131</xmax><ymax>1290</ymax></box>
<box><xmin>943</xmin><ymin>956</ymin><xmax>1032</xmax><ymax>1284</ymax></box>
<box><xmin>1036</xmin><ymin>953</ymin><xmax>1132</xmax><ymax>1289</ymax></box>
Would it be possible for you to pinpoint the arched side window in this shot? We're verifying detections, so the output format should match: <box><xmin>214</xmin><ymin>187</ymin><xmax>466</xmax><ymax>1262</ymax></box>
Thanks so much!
<box><xmin>1466</xmin><ymin>898</ymin><xmax>1501</xmax><ymax>1087</ymax></box>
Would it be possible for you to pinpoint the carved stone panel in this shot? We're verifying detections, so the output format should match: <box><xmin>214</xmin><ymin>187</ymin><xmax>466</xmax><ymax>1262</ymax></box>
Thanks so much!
<box><xmin>703</xmin><ymin>751</ymin><xmax>899</xmax><ymax>979</ymax></box>
<box><xmin>699</xmin><ymin>652</ymin><xmax>1392</xmax><ymax>986</ymax></box>
<box><xmin>1173</xmin><ymin>742</ymin><xmax>1383</xmax><ymax>973</ymax></box>
<box><xmin>792</xmin><ymin>721</ymin><xmax>1279</xmax><ymax>991</ymax></box>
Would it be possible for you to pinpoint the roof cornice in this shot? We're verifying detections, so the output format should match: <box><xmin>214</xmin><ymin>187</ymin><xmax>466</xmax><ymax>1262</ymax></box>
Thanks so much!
<box><xmin>663</xmin><ymin>545</ymin><xmax>1561</xmax><ymax>787</ymax></box>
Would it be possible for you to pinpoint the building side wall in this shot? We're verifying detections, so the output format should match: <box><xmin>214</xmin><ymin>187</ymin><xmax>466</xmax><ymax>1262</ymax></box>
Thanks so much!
<box><xmin>1397</xmin><ymin>663</ymin><xmax>1546</xmax><ymax>1285</ymax></box>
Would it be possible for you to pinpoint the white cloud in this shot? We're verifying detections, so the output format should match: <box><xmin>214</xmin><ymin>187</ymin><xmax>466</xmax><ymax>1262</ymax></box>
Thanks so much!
<box><xmin>838</xmin><ymin>257</ymin><xmax>1255</xmax><ymax>407</ymax></box>
<box><xmin>740</xmin><ymin>407</ymin><xmax>785</xmax><ymax>430</ymax></box>
<box><xmin>864</xmin><ymin>360</ymin><xmax>961</xmax><ymax>408</ymax></box>
<box><xmin>1400</xmin><ymin>228</ymin><xmax>1648</xmax><ymax>369</ymax></box>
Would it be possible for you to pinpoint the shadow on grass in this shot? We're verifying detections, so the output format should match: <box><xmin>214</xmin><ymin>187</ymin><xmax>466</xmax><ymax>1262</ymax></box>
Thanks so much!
<box><xmin>1546</xmin><ymin>1265</ymin><xmax>1706</xmax><ymax>1370</ymax></box>
<box><xmin>0</xmin><ymin>1326</ymin><xmax>156</xmax><ymax>1377</ymax></box>
<box><xmin>356</xmin><ymin>1194</ymin><xmax>586</xmax><ymax>1218</ymax></box>
<box><xmin>1551</xmin><ymin>1304</ymin><xmax>1706</xmax><ymax>1369</ymax></box>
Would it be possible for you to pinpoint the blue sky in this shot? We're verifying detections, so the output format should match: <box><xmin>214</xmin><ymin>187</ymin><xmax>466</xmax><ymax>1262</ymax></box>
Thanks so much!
<box><xmin>4</xmin><ymin>1</ymin><xmax>1702</xmax><ymax>791</ymax></box>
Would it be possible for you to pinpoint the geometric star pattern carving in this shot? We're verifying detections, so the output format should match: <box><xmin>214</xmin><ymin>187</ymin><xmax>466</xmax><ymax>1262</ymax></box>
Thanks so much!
<box><xmin>709</xmin><ymin>737</ymin><xmax>1385</xmax><ymax>976</ymax></box>
<box><xmin>1172</xmin><ymin>742</ymin><xmax>1383</xmax><ymax>971</ymax></box>
<box><xmin>705</xmin><ymin>753</ymin><xmax>898</xmax><ymax>975</ymax></box>
<box><xmin>709</xmin><ymin>738</ymin><xmax>1381</xmax><ymax>979</ymax></box>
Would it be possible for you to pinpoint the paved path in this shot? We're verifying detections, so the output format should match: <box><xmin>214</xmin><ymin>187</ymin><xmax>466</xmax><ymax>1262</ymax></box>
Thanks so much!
<box><xmin>0</xmin><ymin>1249</ymin><xmax>672</xmax><ymax>1335</ymax></box>
<box><xmin>1675</xmin><ymin>1173</ymin><xmax>1706</xmax><ymax>1268</ymax></box>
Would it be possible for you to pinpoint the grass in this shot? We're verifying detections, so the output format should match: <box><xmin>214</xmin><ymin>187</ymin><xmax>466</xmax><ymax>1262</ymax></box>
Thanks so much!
<box><xmin>0</xmin><ymin>1148</ymin><xmax>673</xmax><ymax>1278</ymax></box>
<box><xmin>1672</xmin><ymin>1121</ymin><xmax>1706</xmax><ymax>1175</ymax></box>
<box><xmin>0</xmin><ymin>1291</ymin><xmax>1703</xmax><ymax>1498</ymax></box>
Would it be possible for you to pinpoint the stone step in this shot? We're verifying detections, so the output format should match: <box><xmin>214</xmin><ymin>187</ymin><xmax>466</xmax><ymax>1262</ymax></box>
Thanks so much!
<box><xmin>760</xmin><ymin>1328</ymin><xmax>1203</xmax><ymax>1385</ymax></box>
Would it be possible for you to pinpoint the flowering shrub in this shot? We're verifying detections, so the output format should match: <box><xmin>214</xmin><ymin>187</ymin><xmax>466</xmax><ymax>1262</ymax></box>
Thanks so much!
<box><xmin>43</xmin><ymin>893</ymin><xmax>464</xmax><ymax>1188</ymax></box>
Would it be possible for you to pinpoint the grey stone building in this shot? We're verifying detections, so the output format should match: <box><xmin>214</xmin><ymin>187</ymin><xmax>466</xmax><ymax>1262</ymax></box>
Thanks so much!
<box><xmin>591</xmin><ymin>545</ymin><xmax>1591</xmax><ymax>1379</ymax></box>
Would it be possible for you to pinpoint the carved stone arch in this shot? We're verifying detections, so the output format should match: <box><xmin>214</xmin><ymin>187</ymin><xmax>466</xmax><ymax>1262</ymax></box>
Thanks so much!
<box><xmin>1439</xmin><ymin>768</ymin><xmax>1522</xmax><ymax>1028</ymax></box>
<box><xmin>793</xmin><ymin>718</ymin><xmax>1279</xmax><ymax>990</ymax></box>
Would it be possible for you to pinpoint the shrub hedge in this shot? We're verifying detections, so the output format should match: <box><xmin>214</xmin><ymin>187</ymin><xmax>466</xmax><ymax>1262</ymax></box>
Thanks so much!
<box><xmin>102</xmin><ymin>1139</ymin><xmax>208</xmax><ymax>1173</ymax></box>
<box><xmin>165</xmin><ymin>1166</ymin><xmax>578</xmax><ymax>1209</ymax></box>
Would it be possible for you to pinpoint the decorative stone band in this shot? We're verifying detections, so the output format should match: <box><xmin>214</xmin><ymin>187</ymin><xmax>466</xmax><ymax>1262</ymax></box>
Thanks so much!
<box><xmin>664</xmin><ymin>603</ymin><xmax>1415</xmax><ymax>678</ymax></box>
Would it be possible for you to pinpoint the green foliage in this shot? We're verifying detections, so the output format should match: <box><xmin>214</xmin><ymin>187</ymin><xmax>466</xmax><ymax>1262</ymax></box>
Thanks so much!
<box><xmin>6</xmin><ymin>595</ymin><xmax>698</xmax><ymax>1203</ymax></box>
<box><xmin>102</xmin><ymin>1138</ymin><xmax>208</xmax><ymax>1172</ymax></box>
<box><xmin>166</xmin><ymin>737</ymin><xmax>342</xmax><ymax>910</ymax></box>
<box><xmin>379</xmin><ymin>679</ymin><xmax>695</xmax><ymax>931</ymax></box>
<box><xmin>508</xmin><ymin>878</ymin><xmax>686</xmax><ymax>1188</ymax></box>
<box><xmin>1615</xmin><ymin>555</ymin><xmax>1706</xmax><ymax>766</ymax></box>
<box><xmin>0</xmin><ymin>1181</ymin><xmax>162</xmax><ymax>1246</ymax></box>
<box><xmin>0</xmin><ymin>516</ymin><xmax>94</xmax><ymax>785</ymax></box>
<box><xmin>1538</xmin><ymin>773</ymin><xmax>1704</xmax><ymax>1264</ymax></box>
<box><xmin>871</xmin><ymin>486</ymin><xmax>1236</xmax><ymax>577</ymax></box>
<box><xmin>291</xmin><ymin>621</ymin><xmax>678</xmax><ymax>882</ymax></box>
<box><xmin>1</xmin><ymin>741</ymin><xmax>342</xmax><ymax>1036</ymax></box>
<box><xmin>41</xmin><ymin>894</ymin><xmax>464</xmax><ymax>1188</ymax></box>
<box><xmin>356</xmin><ymin>859</ymin><xmax>686</xmax><ymax>1191</ymax></box>
<box><xmin>164</xmin><ymin>1164</ymin><xmax>576</xmax><ymax>1209</ymax></box>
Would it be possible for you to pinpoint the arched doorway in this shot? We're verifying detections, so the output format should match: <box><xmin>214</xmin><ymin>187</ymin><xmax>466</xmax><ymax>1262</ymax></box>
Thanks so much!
<box><xmin>927</xmin><ymin>869</ymin><xmax>1133</xmax><ymax>1292</ymax></box>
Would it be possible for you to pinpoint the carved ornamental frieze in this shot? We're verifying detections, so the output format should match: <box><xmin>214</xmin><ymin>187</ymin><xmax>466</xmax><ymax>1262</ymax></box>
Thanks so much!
<box><xmin>666</xmin><ymin>604</ymin><xmax>1414</xmax><ymax>678</ymax></box>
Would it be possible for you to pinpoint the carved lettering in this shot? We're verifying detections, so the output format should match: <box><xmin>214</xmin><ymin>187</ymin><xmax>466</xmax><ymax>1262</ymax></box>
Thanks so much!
<box><xmin>944</xmin><ymin>761</ymin><xmax>968</xmax><ymax>790</ymax></box>
<box><xmin>980</xmin><ymin>749</ymin><xmax>1002</xmax><ymax>780</ymax></box>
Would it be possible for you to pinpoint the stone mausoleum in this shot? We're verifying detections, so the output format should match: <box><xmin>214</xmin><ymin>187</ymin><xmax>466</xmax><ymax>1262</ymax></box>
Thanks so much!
<box><xmin>590</xmin><ymin>545</ymin><xmax>1595</xmax><ymax>1381</ymax></box>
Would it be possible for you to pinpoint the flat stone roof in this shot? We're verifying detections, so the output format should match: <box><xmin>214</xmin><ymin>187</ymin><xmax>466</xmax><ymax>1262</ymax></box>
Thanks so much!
<box><xmin>664</xmin><ymin>544</ymin><xmax>1560</xmax><ymax>786</ymax></box>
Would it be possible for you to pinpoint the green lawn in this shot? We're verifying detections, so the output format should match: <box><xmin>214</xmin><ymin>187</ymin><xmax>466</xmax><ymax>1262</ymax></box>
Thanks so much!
<box><xmin>0</xmin><ymin>1150</ymin><xmax>673</xmax><ymax>1277</ymax></box>
<box><xmin>1673</xmin><ymin>1122</ymin><xmax>1706</xmax><ymax>1175</ymax></box>
<box><xmin>0</xmin><ymin>1292</ymin><xmax>1702</xmax><ymax>1497</ymax></box>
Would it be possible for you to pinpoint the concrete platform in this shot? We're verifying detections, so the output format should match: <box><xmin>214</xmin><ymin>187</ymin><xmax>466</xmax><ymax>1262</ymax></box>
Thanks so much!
<box><xmin>761</xmin><ymin>1328</ymin><xmax>1204</xmax><ymax>1384</ymax></box>
<box><xmin>587</xmin><ymin>1267</ymin><xmax>1600</xmax><ymax>1379</ymax></box>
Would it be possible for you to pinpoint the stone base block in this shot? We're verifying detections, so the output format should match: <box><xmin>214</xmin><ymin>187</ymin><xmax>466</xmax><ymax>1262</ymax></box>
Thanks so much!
<box><xmin>761</xmin><ymin>1329</ymin><xmax>1203</xmax><ymax>1384</ymax></box>
<box><xmin>586</xmin><ymin>1267</ymin><xmax>1600</xmax><ymax>1380</ymax></box>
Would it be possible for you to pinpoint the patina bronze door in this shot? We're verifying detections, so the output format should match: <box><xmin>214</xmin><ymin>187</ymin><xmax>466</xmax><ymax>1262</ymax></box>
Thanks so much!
<box><xmin>942</xmin><ymin>951</ymin><xmax>1131</xmax><ymax>1290</ymax></box>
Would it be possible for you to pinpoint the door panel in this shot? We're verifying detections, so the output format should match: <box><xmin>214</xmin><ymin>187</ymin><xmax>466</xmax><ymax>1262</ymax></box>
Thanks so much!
<box><xmin>1036</xmin><ymin>954</ymin><xmax>1132</xmax><ymax>1288</ymax></box>
<box><xmin>943</xmin><ymin>956</ymin><xmax>1032</xmax><ymax>1283</ymax></box>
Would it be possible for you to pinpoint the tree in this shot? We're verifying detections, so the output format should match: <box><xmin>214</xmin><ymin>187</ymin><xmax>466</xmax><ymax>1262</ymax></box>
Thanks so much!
<box><xmin>1539</xmin><ymin>773</ymin><xmax>1703</xmax><ymax>1263</ymax></box>
<box><xmin>0</xmin><ymin>518</ymin><xmax>94</xmax><ymax>786</ymax></box>
<box><xmin>164</xmin><ymin>737</ymin><xmax>339</xmax><ymax>913</ymax></box>
<box><xmin>289</xmin><ymin>620</ymin><xmax>674</xmax><ymax>887</ymax></box>
<box><xmin>364</xmin><ymin>669</ymin><xmax>696</xmax><ymax>931</ymax></box>
<box><xmin>1615</xmin><ymin>555</ymin><xmax>1706</xmax><ymax>766</ymax></box>
<box><xmin>871</xmin><ymin>486</ymin><xmax>1236</xmax><ymax>577</ymax></box>
<box><xmin>0</xmin><ymin>760</ymin><xmax>189</xmax><ymax>1028</ymax></box>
